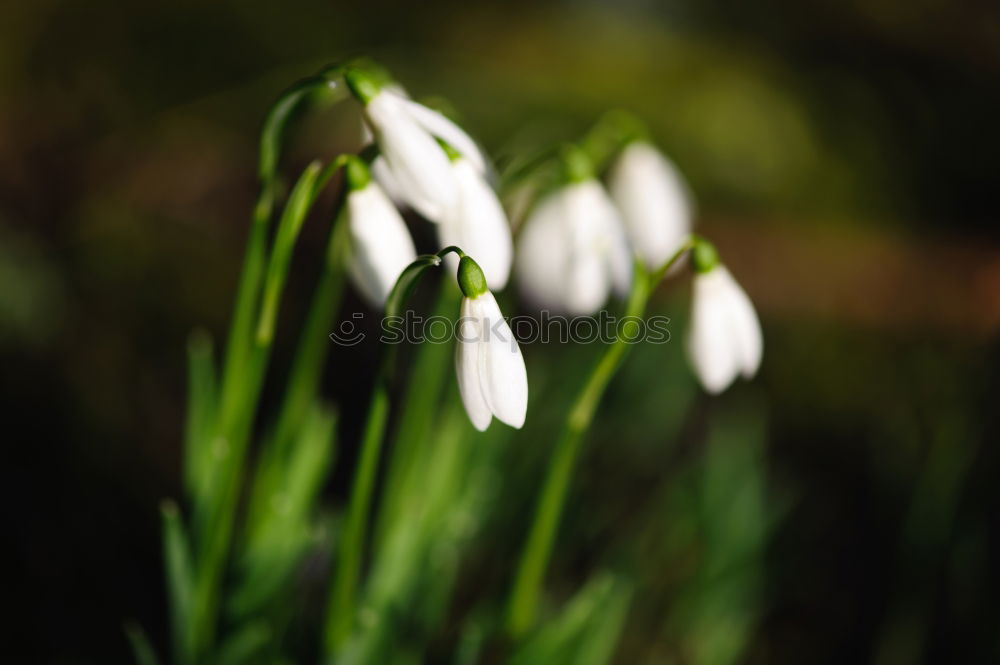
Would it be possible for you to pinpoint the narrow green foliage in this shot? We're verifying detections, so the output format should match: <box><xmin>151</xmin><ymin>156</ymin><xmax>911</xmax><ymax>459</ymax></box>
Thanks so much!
<box><xmin>125</xmin><ymin>621</ymin><xmax>161</xmax><ymax>665</ymax></box>
<box><xmin>256</xmin><ymin>160</ymin><xmax>327</xmax><ymax>345</ymax></box>
<box><xmin>183</xmin><ymin>331</ymin><xmax>216</xmax><ymax>504</ymax></box>
<box><xmin>325</xmin><ymin>384</ymin><xmax>391</xmax><ymax>654</ymax></box>
<box><xmin>161</xmin><ymin>501</ymin><xmax>195</xmax><ymax>664</ymax></box>
<box><xmin>509</xmin><ymin>573</ymin><xmax>632</xmax><ymax>665</ymax></box>
<box><xmin>191</xmin><ymin>158</ymin><xmax>335</xmax><ymax>659</ymax></box>
<box><xmin>506</xmin><ymin>262</ymin><xmax>650</xmax><ymax>638</ymax></box>
<box><xmin>232</xmin><ymin>403</ymin><xmax>338</xmax><ymax>619</ymax></box>
<box><xmin>375</xmin><ymin>284</ymin><xmax>460</xmax><ymax>551</ymax></box>
<box><xmin>215</xmin><ymin>621</ymin><xmax>271</xmax><ymax>665</ymax></box>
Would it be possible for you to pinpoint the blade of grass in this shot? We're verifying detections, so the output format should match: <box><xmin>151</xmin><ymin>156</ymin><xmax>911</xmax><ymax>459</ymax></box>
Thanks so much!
<box><xmin>124</xmin><ymin>621</ymin><xmax>161</xmax><ymax>665</ymax></box>
<box><xmin>505</xmin><ymin>267</ymin><xmax>650</xmax><ymax>638</ymax></box>
<box><xmin>191</xmin><ymin>160</ymin><xmax>329</xmax><ymax>658</ymax></box>
<box><xmin>215</xmin><ymin>621</ymin><xmax>271</xmax><ymax>665</ymax></box>
<box><xmin>161</xmin><ymin>501</ymin><xmax>195</xmax><ymax>664</ymax></box>
<box><xmin>374</xmin><ymin>282</ymin><xmax>459</xmax><ymax>550</ymax></box>
<box><xmin>509</xmin><ymin>573</ymin><xmax>632</xmax><ymax>665</ymax></box>
<box><xmin>324</xmin><ymin>379</ymin><xmax>390</xmax><ymax>654</ymax></box>
<box><xmin>231</xmin><ymin>403</ymin><xmax>338</xmax><ymax>619</ymax></box>
<box><xmin>184</xmin><ymin>330</ymin><xmax>216</xmax><ymax>504</ymax></box>
<box><xmin>245</xmin><ymin>211</ymin><xmax>349</xmax><ymax>536</ymax></box>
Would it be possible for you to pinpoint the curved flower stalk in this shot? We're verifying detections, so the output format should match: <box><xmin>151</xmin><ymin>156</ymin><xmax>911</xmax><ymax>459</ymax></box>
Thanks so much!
<box><xmin>325</xmin><ymin>245</ymin><xmax>526</xmax><ymax>655</ymax></box>
<box><xmin>455</xmin><ymin>255</ymin><xmax>527</xmax><ymax>430</ymax></box>
<box><xmin>345</xmin><ymin>67</ymin><xmax>488</xmax><ymax>222</ymax></box>
<box><xmin>686</xmin><ymin>241</ymin><xmax>763</xmax><ymax>393</ymax></box>
<box><xmin>438</xmin><ymin>145</ymin><xmax>513</xmax><ymax>290</ymax></box>
<box><xmin>342</xmin><ymin>156</ymin><xmax>418</xmax><ymax>307</ymax></box>
<box><xmin>608</xmin><ymin>140</ymin><xmax>694</xmax><ymax>270</ymax></box>
<box><xmin>516</xmin><ymin>146</ymin><xmax>632</xmax><ymax>314</ymax></box>
<box><xmin>507</xmin><ymin>235</ymin><xmax>764</xmax><ymax>638</ymax></box>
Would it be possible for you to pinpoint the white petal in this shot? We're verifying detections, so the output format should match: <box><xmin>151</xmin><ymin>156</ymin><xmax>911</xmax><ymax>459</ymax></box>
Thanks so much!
<box><xmin>566</xmin><ymin>181</ymin><xmax>631</xmax><ymax>309</ymax></box>
<box><xmin>438</xmin><ymin>158</ymin><xmax>513</xmax><ymax>290</ymax></box>
<box><xmin>515</xmin><ymin>189</ymin><xmax>572</xmax><ymax>312</ymax></box>
<box><xmin>364</xmin><ymin>91</ymin><xmax>456</xmax><ymax>221</ymax></box>
<box><xmin>609</xmin><ymin>141</ymin><xmax>693</xmax><ymax>270</ymax></box>
<box><xmin>516</xmin><ymin>181</ymin><xmax>632</xmax><ymax>314</ymax></box>
<box><xmin>346</xmin><ymin>184</ymin><xmax>417</xmax><ymax>307</ymax></box>
<box><xmin>399</xmin><ymin>97</ymin><xmax>489</xmax><ymax>175</ymax></box>
<box><xmin>455</xmin><ymin>298</ymin><xmax>493</xmax><ymax>431</ymax></box>
<box><xmin>687</xmin><ymin>268</ymin><xmax>740</xmax><ymax>393</ymax></box>
<box><xmin>564</xmin><ymin>249</ymin><xmax>608</xmax><ymax>315</ymax></box>
<box><xmin>718</xmin><ymin>267</ymin><xmax>763</xmax><ymax>379</ymax></box>
<box><xmin>472</xmin><ymin>293</ymin><xmax>527</xmax><ymax>428</ymax></box>
<box><xmin>369</xmin><ymin>156</ymin><xmax>408</xmax><ymax>209</ymax></box>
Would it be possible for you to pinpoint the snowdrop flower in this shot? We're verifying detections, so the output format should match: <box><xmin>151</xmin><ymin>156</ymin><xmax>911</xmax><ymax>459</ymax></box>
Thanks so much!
<box><xmin>437</xmin><ymin>143</ymin><xmax>513</xmax><ymax>290</ymax></box>
<box><xmin>345</xmin><ymin>67</ymin><xmax>488</xmax><ymax>222</ymax></box>
<box><xmin>343</xmin><ymin>156</ymin><xmax>417</xmax><ymax>307</ymax></box>
<box><xmin>455</xmin><ymin>255</ymin><xmax>527</xmax><ymax>431</ymax></box>
<box><xmin>609</xmin><ymin>141</ymin><xmax>693</xmax><ymax>270</ymax></box>
<box><xmin>686</xmin><ymin>240</ymin><xmax>763</xmax><ymax>394</ymax></box>
<box><xmin>516</xmin><ymin>147</ymin><xmax>632</xmax><ymax>315</ymax></box>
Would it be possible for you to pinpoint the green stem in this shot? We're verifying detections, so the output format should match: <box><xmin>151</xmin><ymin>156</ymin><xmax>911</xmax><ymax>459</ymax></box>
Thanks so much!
<box><xmin>323</xmin><ymin>246</ymin><xmax>464</xmax><ymax>656</ymax></box>
<box><xmin>272</xmin><ymin>203</ymin><xmax>350</xmax><ymax>452</ymax></box>
<box><xmin>324</xmin><ymin>353</ymin><xmax>394</xmax><ymax>654</ymax></box>
<box><xmin>374</xmin><ymin>283</ymin><xmax>460</xmax><ymax>550</ymax></box>
<box><xmin>190</xmin><ymin>161</ymin><xmax>332</xmax><ymax>659</ymax></box>
<box><xmin>505</xmin><ymin>240</ymin><xmax>694</xmax><ymax>639</ymax></box>
<box><xmin>245</xmin><ymin>211</ymin><xmax>350</xmax><ymax>536</ymax></box>
<box><xmin>217</xmin><ymin>75</ymin><xmax>337</xmax><ymax>425</ymax></box>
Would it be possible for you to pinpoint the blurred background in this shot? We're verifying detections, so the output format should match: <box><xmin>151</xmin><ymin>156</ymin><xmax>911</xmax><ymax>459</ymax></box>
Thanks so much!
<box><xmin>2</xmin><ymin>0</ymin><xmax>998</xmax><ymax>663</ymax></box>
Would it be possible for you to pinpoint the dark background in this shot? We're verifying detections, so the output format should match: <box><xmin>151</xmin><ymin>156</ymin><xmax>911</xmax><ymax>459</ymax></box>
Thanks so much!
<box><xmin>2</xmin><ymin>0</ymin><xmax>998</xmax><ymax>663</ymax></box>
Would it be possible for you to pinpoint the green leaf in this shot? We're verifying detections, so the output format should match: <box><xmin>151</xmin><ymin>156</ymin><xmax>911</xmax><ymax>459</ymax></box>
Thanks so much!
<box><xmin>183</xmin><ymin>330</ymin><xmax>216</xmax><ymax>504</ymax></box>
<box><xmin>509</xmin><ymin>573</ymin><xmax>632</xmax><ymax>665</ymax></box>
<box><xmin>256</xmin><ymin>160</ymin><xmax>327</xmax><ymax>344</ymax></box>
<box><xmin>161</xmin><ymin>500</ymin><xmax>195</xmax><ymax>664</ymax></box>
<box><xmin>230</xmin><ymin>403</ymin><xmax>338</xmax><ymax>619</ymax></box>
<box><xmin>374</xmin><ymin>284</ymin><xmax>460</xmax><ymax>551</ymax></box>
<box><xmin>124</xmin><ymin>620</ymin><xmax>161</xmax><ymax>665</ymax></box>
<box><xmin>215</xmin><ymin>621</ymin><xmax>271</xmax><ymax>665</ymax></box>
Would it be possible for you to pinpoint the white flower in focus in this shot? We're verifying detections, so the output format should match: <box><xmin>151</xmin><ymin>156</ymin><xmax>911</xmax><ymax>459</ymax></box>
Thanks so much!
<box><xmin>686</xmin><ymin>243</ymin><xmax>762</xmax><ymax>394</ymax></box>
<box><xmin>343</xmin><ymin>158</ymin><xmax>417</xmax><ymax>307</ymax></box>
<box><xmin>609</xmin><ymin>141</ymin><xmax>693</xmax><ymax>270</ymax></box>
<box><xmin>346</xmin><ymin>68</ymin><xmax>488</xmax><ymax>222</ymax></box>
<box><xmin>455</xmin><ymin>256</ymin><xmax>527</xmax><ymax>431</ymax></box>
<box><xmin>516</xmin><ymin>179</ymin><xmax>632</xmax><ymax>315</ymax></box>
<box><xmin>438</xmin><ymin>155</ymin><xmax>513</xmax><ymax>290</ymax></box>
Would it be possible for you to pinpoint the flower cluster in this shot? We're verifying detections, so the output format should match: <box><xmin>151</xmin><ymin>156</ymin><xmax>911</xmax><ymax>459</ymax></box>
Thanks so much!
<box><xmin>344</xmin><ymin>67</ymin><xmax>512</xmax><ymax>305</ymax></box>
<box><xmin>338</xmin><ymin>63</ymin><xmax>762</xmax><ymax>429</ymax></box>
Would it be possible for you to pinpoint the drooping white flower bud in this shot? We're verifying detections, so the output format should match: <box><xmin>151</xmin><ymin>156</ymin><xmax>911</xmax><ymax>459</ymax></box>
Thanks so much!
<box><xmin>346</xmin><ymin>68</ymin><xmax>488</xmax><ymax>222</ymax></box>
<box><xmin>515</xmin><ymin>149</ymin><xmax>632</xmax><ymax>314</ymax></box>
<box><xmin>609</xmin><ymin>141</ymin><xmax>693</xmax><ymax>270</ymax></box>
<box><xmin>343</xmin><ymin>157</ymin><xmax>418</xmax><ymax>307</ymax></box>
<box><xmin>437</xmin><ymin>149</ymin><xmax>513</xmax><ymax>290</ymax></box>
<box><xmin>686</xmin><ymin>241</ymin><xmax>762</xmax><ymax>394</ymax></box>
<box><xmin>455</xmin><ymin>256</ymin><xmax>527</xmax><ymax>431</ymax></box>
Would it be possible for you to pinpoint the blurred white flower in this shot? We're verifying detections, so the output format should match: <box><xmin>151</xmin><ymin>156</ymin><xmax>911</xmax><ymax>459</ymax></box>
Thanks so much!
<box><xmin>516</xmin><ymin>180</ymin><xmax>632</xmax><ymax>315</ymax></box>
<box><xmin>687</xmin><ymin>264</ymin><xmax>763</xmax><ymax>394</ymax></box>
<box><xmin>344</xmin><ymin>164</ymin><xmax>417</xmax><ymax>308</ymax></box>
<box><xmin>455</xmin><ymin>257</ymin><xmax>527</xmax><ymax>431</ymax></box>
<box><xmin>438</xmin><ymin>156</ymin><xmax>513</xmax><ymax>290</ymax></box>
<box><xmin>608</xmin><ymin>141</ymin><xmax>693</xmax><ymax>270</ymax></box>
